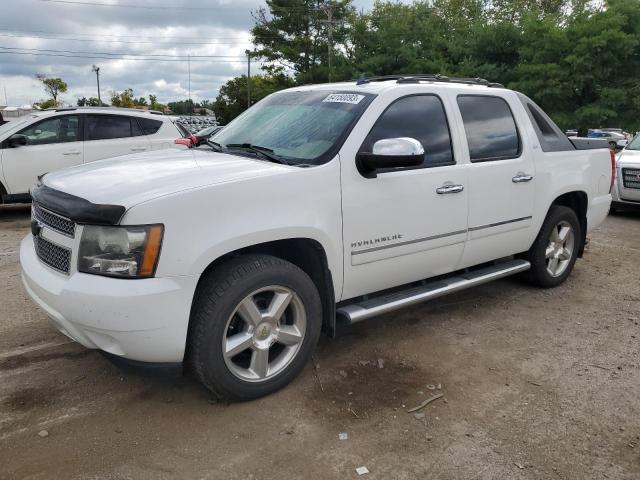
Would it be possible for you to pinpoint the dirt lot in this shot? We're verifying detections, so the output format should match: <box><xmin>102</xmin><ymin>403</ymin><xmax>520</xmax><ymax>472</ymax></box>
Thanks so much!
<box><xmin>0</xmin><ymin>204</ymin><xmax>639</xmax><ymax>480</ymax></box>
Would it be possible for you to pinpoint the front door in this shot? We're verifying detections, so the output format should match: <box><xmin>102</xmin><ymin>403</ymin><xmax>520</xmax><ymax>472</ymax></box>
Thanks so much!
<box><xmin>1</xmin><ymin>114</ymin><xmax>82</xmax><ymax>195</ymax></box>
<box><xmin>455</xmin><ymin>94</ymin><xmax>536</xmax><ymax>268</ymax></box>
<box><xmin>340</xmin><ymin>93</ymin><xmax>468</xmax><ymax>300</ymax></box>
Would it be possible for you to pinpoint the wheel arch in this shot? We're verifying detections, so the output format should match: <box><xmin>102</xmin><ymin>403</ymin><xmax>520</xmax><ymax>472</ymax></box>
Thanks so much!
<box><xmin>192</xmin><ymin>238</ymin><xmax>337</xmax><ymax>338</ymax></box>
<box><xmin>549</xmin><ymin>191</ymin><xmax>588</xmax><ymax>257</ymax></box>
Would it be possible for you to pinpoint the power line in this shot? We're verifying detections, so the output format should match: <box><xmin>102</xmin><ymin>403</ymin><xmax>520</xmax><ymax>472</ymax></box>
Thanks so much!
<box><xmin>0</xmin><ymin>46</ymin><xmax>248</xmax><ymax>59</ymax></box>
<box><xmin>0</xmin><ymin>50</ymin><xmax>259</xmax><ymax>63</ymax></box>
<box><xmin>37</xmin><ymin>0</ymin><xmax>314</xmax><ymax>11</ymax></box>
<box><xmin>0</xmin><ymin>27</ymin><xmax>255</xmax><ymax>41</ymax></box>
<box><xmin>0</xmin><ymin>32</ymin><xmax>254</xmax><ymax>46</ymax></box>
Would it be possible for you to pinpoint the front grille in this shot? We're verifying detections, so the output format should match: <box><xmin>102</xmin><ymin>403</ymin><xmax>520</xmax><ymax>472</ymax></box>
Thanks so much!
<box><xmin>34</xmin><ymin>235</ymin><xmax>71</xmax><ymax>274</ymax></box>
<box><xmin>32</xmin><ymin>203</ymin><xmax>76</xmax><ymax>237</ymax></box>
<box><xmin>622</xmin><ymin>168</ymin><xmax>640</xmax><ymax>190</ymax></box>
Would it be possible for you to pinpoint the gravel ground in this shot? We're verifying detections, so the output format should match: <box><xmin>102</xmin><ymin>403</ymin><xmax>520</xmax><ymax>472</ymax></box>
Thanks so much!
<box><xmin>0</xmin><ymin>204</ymin><xmax>639</xmax><ymax>480</ymax></box>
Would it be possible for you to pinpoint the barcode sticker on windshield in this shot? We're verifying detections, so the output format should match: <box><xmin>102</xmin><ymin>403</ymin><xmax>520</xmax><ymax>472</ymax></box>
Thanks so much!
<box><xmin>322</xmin><ymin>94</ymin><xmax>365</xmax><ymax>104</ymax></box>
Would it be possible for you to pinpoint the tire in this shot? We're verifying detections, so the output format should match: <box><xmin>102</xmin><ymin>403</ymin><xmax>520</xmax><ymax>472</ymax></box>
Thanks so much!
<box><xmin>188</xmin><ymin>254</ymin><xmax>322</xmax><ymax>401</ymax></box>
<box><xmin>525</xmin><ymin>205</ymin><xmax>581</xmax><ymax>288</ymax></box>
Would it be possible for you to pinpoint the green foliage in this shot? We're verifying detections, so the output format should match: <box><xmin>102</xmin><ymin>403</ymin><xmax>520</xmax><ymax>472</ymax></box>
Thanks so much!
<box><xmin>227</xmin><ymin>0</ymin><xmax>640</xmax><ymax>130</ymax></box>
<box><xmin>35</xmin><ymin>98</ymin><xmax>57</xmax><ymax>110</ymax></box>
<box><xmin>77</xmin><ymin>97</ymin><xmax>106</xmax><ymax>107</ymax></box>
<box><xmin>167</xmin><ymin>99</ymin><xmax>195</xmax><ymax>115</ymax></box>
<box><xmin>212</xmin><ymin>74</ymin><xmax>294</xmax><ymax>124</ymax></box>
<box><xmin>110</xmin><ymin>88</ymin><xmax>135</xmax><ymax>108</ymax></box>
<box><xmin>35</xmin><ymin>75</ymin><xmax>68</xmax><ymax>106</ymax></box>
<box><xmin>148</xmin><ymin>94</ymin><xmax>166</xmax><ymax>112</ymax></box>
<box><xmin>251</xmin><ymin>0</ymin><xmax>355</xmax><ymax>83</ymax></box>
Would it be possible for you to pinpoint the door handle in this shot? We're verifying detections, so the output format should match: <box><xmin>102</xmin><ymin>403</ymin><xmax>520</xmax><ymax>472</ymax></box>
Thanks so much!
<box><xmin>512</xmin><ymin>173</ymin><xmax>534</xmax><ymax>183</ymax></box>
<box><xmin>436</xmin><ymin>184</ymin><xmax>464</xmax><ymax>194</ymax></box>
<box><xmin>62</xmin><ymin>151</ymin><xmax>81</xmax><ymax>156</ymax></box>
<box><xmin>130</xmin><ymin>146</ymin><xmax>147</xmax><ymax>152</ymax></box>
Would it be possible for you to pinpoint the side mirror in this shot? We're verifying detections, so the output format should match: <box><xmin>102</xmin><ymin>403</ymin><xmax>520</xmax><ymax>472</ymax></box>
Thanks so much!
<box><xmin>356</xmin><ymin>137</ymin><xmax>425</xmax><ymax>178</ymax></box>
<box><xmin>174</xmin><ymin>137</ymin><xmax>193</xmax><ymax>148</ymax></box>
<box><xmin>8</xmin><ymin>134</ymin><xmax>27</xmax><ymax>148</ymax></box>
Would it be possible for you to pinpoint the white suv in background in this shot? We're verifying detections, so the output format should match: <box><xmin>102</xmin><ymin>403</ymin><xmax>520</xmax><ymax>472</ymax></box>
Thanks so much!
<box><xmin>612</xmin><ymin>134</ymin><xmax>640</xmax><ymax>210</ymax></box>
<box><xmin>0</xmin><ymin>107</ymin><xmax>184</xmax><ymax>204</ymax></box>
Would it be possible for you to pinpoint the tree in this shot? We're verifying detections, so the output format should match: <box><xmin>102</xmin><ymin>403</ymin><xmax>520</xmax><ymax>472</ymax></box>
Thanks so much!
<box><xmin>77</xmin><ymin>97</ymin><xmax>104</xmax><ymax>107</ymax></box>
<box><xmin>110</xmin><ymin>88</ymin><xmax>135</xmax><ymax>108</ymax></box>
<box><xmin>252</xmin><ymin>0</ymin><xmax>355</xmax><ymax>83</ymax></box>
<box><xmin>148</xmin><ymin>94</ymin><xmax>166</xmax><ymax>111</ymax></box>
<box><xmin>34</xmin><ymin>99</ymin><xmax>57</xmax><ymax>110</ymax></box>
<box><xmin>36</xmin><ymin>75</ymin><xmax>68</xmax><ymax>107</ymax></box>
<box><xmin>213</xmin><ymin>74</ymin><xmax>294</xmax><ymax>124</ymax></box>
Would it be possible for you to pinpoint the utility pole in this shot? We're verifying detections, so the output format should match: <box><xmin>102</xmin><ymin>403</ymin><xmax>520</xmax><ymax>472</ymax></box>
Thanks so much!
<box><xmin>320</xmin><ymin>2</ymin><xmax>339</xmax><ymax>83</ymax></box>
<box><xmin>188</xmin><ymin>54</ymin><xmax>191</xmax><ymax>116</ymax></box>
<box><xmin>92</xmin><ymin>65</ymin><xmax>101</xmax><ymax>105</ymax></box>
<box><xmin>246</xmin><ymin>50</ymin><xmax>251</xmax><ymax>108</ymax></box>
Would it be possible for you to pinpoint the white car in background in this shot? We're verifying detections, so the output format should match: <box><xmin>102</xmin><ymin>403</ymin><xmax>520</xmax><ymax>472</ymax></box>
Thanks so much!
<box><xmin>612</xmin><ymin>134</ymin><xmax>640</xmax><ymax>210</ymax></box>
<box><xmin>0</xmin><ymin>107</ymin><xmax>185</xmax><ymax>204</ymax></box>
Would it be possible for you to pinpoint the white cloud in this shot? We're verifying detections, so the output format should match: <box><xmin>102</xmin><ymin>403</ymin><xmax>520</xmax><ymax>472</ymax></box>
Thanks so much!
<box><xmin>0</xmin><ymin>0</ymin><xmax>410</xmax><ymax>106</ymax></box>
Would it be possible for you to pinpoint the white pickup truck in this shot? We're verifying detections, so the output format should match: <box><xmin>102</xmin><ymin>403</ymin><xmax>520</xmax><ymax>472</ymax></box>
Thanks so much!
<box><xmin>20</xmin><ymin>76</ymin><xmax>613</xmax><ymax>400</ymax></box>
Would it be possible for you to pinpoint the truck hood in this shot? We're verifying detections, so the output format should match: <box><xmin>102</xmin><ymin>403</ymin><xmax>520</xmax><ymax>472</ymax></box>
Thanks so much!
<box><xmin>41</xmin><ymin>148</ymin><xmax>289</xmax><ymax>208</ymax></box>
<box><xmin>618</xmin><ymin>148</ymin><xmax>640</xmax><ymax>166</ymax></box>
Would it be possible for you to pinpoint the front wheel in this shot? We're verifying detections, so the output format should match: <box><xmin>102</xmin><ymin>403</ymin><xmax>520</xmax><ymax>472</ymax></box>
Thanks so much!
<box><xmin>525</xmin><ymin>205</ymin><xmax>581</xmax><ymax>288</ymax></box>
<box><xmin>188</xmin><ymin>254</ymin><xmax>322</xmax><ymax>401</ymax></box>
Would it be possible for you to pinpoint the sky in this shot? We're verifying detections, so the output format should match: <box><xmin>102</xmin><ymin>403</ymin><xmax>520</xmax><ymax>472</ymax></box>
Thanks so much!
<box><xmin>0</xmin><ymin>0</ymin><xmax>406</xmax><ymax>107</ymax></box>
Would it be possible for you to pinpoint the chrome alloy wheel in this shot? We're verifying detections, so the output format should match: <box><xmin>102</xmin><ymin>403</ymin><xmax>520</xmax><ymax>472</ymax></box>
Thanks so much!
<box><xmin>222</xmin><ymin>286</ymin><xmax>306</xmax><ymax>382</ymax></box>
<box><xmin>545</xmin><ymin>220</ymin><xmax>575</xmax><ymax>277</ymax></box>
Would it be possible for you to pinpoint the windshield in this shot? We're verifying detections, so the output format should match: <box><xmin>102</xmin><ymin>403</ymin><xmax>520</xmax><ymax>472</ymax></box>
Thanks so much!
<box><xmin>0</xmin><ymin>119</ymin><xmax>27</xmax><ymax>137</ymax></box>
<box><xmin>211</xmin><ymin>90</ymin><xmax>374</xmax><ymax>165</ymax></box>
<box><xmin>626</xmin><ymin>134</ymin><xmax>640</xmax><ymax>150</ymax></box>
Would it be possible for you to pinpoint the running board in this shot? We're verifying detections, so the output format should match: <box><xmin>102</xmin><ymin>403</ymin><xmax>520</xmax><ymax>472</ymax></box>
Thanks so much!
<box><xmin>337</xmin><ymin>259</ymin><xmax>530</xmax><ymax>324</ymax></box>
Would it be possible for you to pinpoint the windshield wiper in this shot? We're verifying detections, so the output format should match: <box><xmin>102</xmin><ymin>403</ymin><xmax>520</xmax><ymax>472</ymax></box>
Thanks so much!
<box><xmin>225</xmin><ymin>143</ymin><xmax>290</xmax><ymax>165</ymax></box>
<box><xmin>206</xmin><ymin>139</ymin><xmax>224</xmax><ymax>152</ymax></box>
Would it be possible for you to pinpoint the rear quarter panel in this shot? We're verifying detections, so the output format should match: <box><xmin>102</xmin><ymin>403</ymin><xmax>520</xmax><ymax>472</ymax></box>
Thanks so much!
<box><xmin>531</xmin><ymin>147</ymin><xmax>611</xmax><ymax>237</ymax></box>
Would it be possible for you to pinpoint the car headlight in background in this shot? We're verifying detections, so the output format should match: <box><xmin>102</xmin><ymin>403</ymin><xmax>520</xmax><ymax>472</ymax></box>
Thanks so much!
<box><xmin>78</xmin><ymin>225</ymin><xmax>163</xmax><ymax>278</ymax></box>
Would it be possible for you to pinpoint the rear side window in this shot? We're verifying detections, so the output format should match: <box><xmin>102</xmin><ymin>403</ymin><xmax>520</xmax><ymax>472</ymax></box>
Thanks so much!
<box><xmin>86</xmin><ymin>115</ymin><xmax>135</xmax><ymax>141</ymax></box>
<box><xmin>518</xmin><ymin>94</ymin><xmax>574</xmax><ymax>152</ymax></box>
<box><xmin>138</xmin><ymin>118</ymin><xmax>163</xmax><ymax>135</ymax></box>
<box><xmin>361</xmin><ymin>94</ymin><xmax>454</xmax><ymax>168</ymax></box>
<box><xmin>18</xmin><ymin>115</ymin><xmax>80</xmax><ymax>145</ymax></box>
<box><xmin>457</xmin><ymin>95</ymin><xmax>520</xmax><ymax>162</ymax></box>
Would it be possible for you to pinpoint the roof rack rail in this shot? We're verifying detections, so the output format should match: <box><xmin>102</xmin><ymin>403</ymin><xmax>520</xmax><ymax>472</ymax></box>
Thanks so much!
<box><xmin>53</xmin><ymin>106</ymin><xmax>166</xmax><ymax>115</ymax></box>
<box><xmin>355</xmin><ymin>74</ymin><xmax>504</xmax><ymax>88</ymax></box>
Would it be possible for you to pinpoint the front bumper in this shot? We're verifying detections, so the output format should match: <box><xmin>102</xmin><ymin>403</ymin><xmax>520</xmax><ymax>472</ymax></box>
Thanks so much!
<box><xmin>20</xmin><ymin>234</ymin><xmax>199</xmax><ymax>363</ymax></box>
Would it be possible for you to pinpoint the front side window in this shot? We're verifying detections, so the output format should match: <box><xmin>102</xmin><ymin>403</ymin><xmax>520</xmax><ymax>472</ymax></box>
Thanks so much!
<box><xmin>211</xmin><ymin>90</ymin><xmax>374</xmax><ymax>165</ymax></box>
<box><xmin>86</xmin><ymin>115</ymin><xmax>134</xmax><ymax>141</ymax></box>
<box><xmin>360</xmin><ymin>94</ymin><xmax>454</xmax><ymax>168</ymax></box>
<box><xmin>457</xmin><ymin>95</ymin><xmax>520</xmax><ymax>162</ymax></box>
<box><xmin>18</xmin><ymin>115</ymin><xmax>80</xmax><ymax>146</ymax></box>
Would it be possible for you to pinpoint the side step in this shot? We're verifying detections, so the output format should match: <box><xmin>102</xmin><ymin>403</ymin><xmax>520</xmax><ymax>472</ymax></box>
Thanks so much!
<box><xmin>337</xmin><ymin>259</ymin><xmax>530</xmax><ymax>324</ymax></box>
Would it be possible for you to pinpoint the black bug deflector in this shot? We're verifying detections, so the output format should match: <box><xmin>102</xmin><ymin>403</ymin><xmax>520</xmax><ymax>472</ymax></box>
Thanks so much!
<box><xmin>31</xmin><ymin>183</ymin><xmax>126</xmax><ymax>225</ymax></box>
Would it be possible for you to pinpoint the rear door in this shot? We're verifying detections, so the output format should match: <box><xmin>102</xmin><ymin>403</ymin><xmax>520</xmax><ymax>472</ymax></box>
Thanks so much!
<box><xmin>455</xmin><ymin>94</ymin><xmax>536</xmax><ymax>268</ymax></box>
<box><xmin>1</xmin><ymin>114</ymin><xmax>83</xmax><ymax>195</ymax></box>
<box><xmin>138</xmin><ymin>117</ymin><xmax>174</xmax><ymax>151</ymax></box>
<box><xmin>83</xmin><ymin>114</ymin><xmax>151</xmax><ymax>162</ymax></box>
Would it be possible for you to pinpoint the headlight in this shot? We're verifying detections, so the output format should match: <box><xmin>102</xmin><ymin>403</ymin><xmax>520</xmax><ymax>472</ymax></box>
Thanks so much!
<box><xmin>78</xmin><ymin>225</ymin><xmax>163</xmax><ymax>278</ymax></box>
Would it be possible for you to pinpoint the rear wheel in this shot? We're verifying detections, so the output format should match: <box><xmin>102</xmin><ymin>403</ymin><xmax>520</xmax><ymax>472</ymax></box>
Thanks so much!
<box><xmin>188</xmin><ymin>254</ymin><xmax>322</xmax><ymax>401</ymax></box>
<box><xmin>525</xmin><ymin>205</ymin><xmax>581</xmax><ymax>288</ymax></box>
